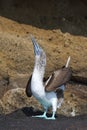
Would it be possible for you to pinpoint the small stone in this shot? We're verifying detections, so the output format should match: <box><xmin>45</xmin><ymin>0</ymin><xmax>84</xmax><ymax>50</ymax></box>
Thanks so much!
<box><xmin>70</xmin><ymin>93</ymin><xmax>75</xmax><ymax>98</ymax></box>
<box><xmin>64</xmin><ymin>42</ymin><xmax>70</xmax><ymax>47</ymax></box>
<box><xmin>48</xmin><ymin>37</ymin><xmax>53</xmax><ymax>41</ymax></box>
<box><xmin>17</xmin><ymin>35</ymin><xmax>19</xmax><ymax>37</ymax></box>
<box><xmin>67</xmin><ymin>101</ymin><xmax>70</xmax><ymax>104</ymax></box>
<box><xmin>26</xmin><ymin>32</ymin><xmax>29</xmax><ymax>34</ymax></box>
<box><xmin>71</xmin><ymin>108</ymin><xmax>76</xmax><ymax>117</ymax></box>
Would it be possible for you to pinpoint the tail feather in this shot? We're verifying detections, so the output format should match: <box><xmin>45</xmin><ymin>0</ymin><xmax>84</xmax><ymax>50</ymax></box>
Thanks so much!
<box><xmin>65</xmin><ymin>56</ymin><xmax>71</xmax><ymax>68</ymax></box>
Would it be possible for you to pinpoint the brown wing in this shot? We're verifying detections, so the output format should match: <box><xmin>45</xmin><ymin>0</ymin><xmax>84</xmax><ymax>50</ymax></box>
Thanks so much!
<box><xmin>26</xmin><ymin>75</ymin><xmax>32</xmax><ymax>97</ymax></box>
<box><xmin>45</xmin><ymin>67</ymin><xmax>72</xmax><ymax>92</ymax></box>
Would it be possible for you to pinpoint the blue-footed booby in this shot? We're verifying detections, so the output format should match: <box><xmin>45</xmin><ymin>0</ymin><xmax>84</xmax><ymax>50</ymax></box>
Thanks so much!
<box><xmin>26</xmin><ymin>36</ymin><xmax>72</xmax><ymax>120</ymax></box>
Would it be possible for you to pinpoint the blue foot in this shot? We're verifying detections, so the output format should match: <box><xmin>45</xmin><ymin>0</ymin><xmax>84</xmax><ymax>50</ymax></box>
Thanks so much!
<box><xmin>32</xmin><ymin>115</ymin><xmax>47</xmax><ymax>118</ymax></box>
<box><xmin>32</xmin><ymin>115</ymin><xmax>56</xmax><ymax>120</ymax></box>
<box><xmin>45</xmin><ymin>116</ymin><xmax>56</xmax><ymax>120</ymax></box>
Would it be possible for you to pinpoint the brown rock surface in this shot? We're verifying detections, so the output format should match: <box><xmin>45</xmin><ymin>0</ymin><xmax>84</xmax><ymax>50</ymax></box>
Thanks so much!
<box><xmin>0</xmin><ymin>83</ymin><xmax>87</xmax><ymax>116</ymax></box>
<box><xmin>0</xmin><ymin>0</ymin><xmax>87</xmax><ymax>115</ymax></box>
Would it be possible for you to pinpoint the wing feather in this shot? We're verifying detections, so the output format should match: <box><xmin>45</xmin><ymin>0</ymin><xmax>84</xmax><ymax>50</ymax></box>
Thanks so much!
<box><xmin>26</xmin><ymin>75</ymin><xmax>32</xmax><ymax>97</ymax></box>
<box><xmin>45</xmin><ymin>67</ymin><xmax>72</xmax><ymax>92</ymax></box>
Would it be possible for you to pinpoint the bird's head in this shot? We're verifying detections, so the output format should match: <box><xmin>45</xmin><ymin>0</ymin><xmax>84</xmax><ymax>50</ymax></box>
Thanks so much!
<box><xmin>31</xmin><ymin>36</ymin><xmax>46</xmax><ymax>68</ymax></box>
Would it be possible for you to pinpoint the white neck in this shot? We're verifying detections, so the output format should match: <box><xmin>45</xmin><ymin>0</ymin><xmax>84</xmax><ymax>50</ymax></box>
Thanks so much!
<box><xmin>33</xmin><ymin>53</ymin><xmax>46</xmax><ymax>80</ymax></box>
<box><xmin>33</xmin><ymin>62</ymin><xmax>45</xmax><ymax>81</ymax></box>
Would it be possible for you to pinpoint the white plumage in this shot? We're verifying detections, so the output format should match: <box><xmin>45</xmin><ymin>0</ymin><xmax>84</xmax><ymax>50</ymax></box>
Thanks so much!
<box><xmin>31</xmin><ymin>62</ymin><xmax>58</xmax><ymax>118</ymax></box>
<box><xmin>26</xmin><ymin>36</ymin><xmax>71</xmax><ymax>120</ymax></box>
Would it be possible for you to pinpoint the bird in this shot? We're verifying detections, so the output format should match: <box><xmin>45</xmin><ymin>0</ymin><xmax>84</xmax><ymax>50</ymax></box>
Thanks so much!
<box><xmin>26</xmin><ymin>36</ymin><xmax>72</xmax><ymax>120</ymax></box>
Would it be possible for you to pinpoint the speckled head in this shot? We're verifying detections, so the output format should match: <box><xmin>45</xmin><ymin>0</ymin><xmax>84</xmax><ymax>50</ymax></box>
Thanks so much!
<box><xmin>31</xmin><ymin>36</ymin><xmax>42</xmax><ymax>56</ymax></box>
<box><xmin>31</xmin><ymin>36</ymin><xmax>46</xmax><ymax>70</ymax></box>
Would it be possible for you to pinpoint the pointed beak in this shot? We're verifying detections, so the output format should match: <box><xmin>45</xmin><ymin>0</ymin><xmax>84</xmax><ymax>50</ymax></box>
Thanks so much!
<box><xmin>31</xmin><ymin>36</ymin><xmax>41</xmax><ymax>55</ymax></box>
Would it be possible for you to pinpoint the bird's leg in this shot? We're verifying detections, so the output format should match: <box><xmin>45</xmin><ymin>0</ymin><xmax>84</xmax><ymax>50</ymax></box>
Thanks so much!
<box><xmin>44</xmin><ymin>111</ymin><xmax>56</xmax><ymax>120</ymax></box>
<box><xmin>32</xmin><ymin>109</ymin><xmax>47</xmax><ymax>118</ymax></box>
<box><xmin>57</xmin><ymin>98</ymin><xmax>64</xmax><ymax>108</ymax></box>
<box><xmin>44</xmin><ymin>103</ymin><xmax>57</xmax><ymax>120</ymax></box>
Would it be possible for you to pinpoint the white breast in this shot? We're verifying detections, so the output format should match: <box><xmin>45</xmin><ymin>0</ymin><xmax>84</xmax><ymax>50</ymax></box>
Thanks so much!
<box><xmin>31</xmin><ymin>69</ymin><xmax>45</xmax><ymax>98</ymax></box>
<box><xmin>31</xmin><ymin>68</ymin><xmax>57</xmax><ymax>109</ymax></box>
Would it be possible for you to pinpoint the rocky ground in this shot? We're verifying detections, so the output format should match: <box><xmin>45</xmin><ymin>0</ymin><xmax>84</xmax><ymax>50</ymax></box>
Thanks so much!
<box><xmin>0</xmin><ymin>0</ymin><xmax>87</xmax><ymax>120</ymax></box>
<box><xmin>0</xmin><ymin>109</ymin><xmax>87</xmax><ymax>130</ymax></box>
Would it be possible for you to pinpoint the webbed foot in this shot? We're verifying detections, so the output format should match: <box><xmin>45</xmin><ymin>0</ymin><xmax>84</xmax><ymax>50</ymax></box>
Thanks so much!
<box><xmin>32</xmin><ymin>114</ymin><xmax>47</xmax><ymax>118</ymax></box>
<box><xmin>44</xmin><ymin>116</ymin><xmax>56</xmax><ymax>120</ymax></box>
<box><xmin>32</xmin><ymin>115</ymin><xmax>56</xmax><ymax>120</ymax></box>
<box><xmin>32</xmin><ymin>111</ymin><xmax>56</xmax><ymax>120</ymax></box>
